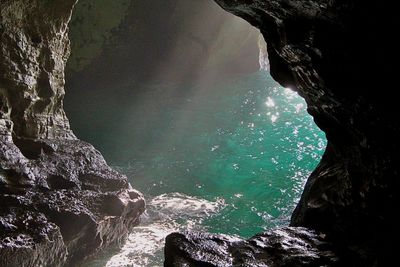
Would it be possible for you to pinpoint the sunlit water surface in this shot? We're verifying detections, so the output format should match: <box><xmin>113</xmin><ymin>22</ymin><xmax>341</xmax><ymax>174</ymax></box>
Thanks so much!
<box><xmin>87</xmin><ymin>71</ymin><xmax>326</xmax><ymax>266</ymax></box>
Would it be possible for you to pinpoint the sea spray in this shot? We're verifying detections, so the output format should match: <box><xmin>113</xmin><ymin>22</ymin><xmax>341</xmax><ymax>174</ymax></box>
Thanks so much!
<box><xmin>104</xmin><ymin>193</ymin><xmax>225</xmax><ymax>267</ymax></box>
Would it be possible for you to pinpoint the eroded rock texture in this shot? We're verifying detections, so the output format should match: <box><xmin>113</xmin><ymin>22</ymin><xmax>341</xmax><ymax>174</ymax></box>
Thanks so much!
<box><xmin>165</xmin><ymin>227</ymin><xmax>339</xmax><ymax>267</ymax></box>
<box><xmin>165</xmin><ymin>0</ymin><xmax>398</xmax><ymax>266</ymax></box>
<box><xmin>0</xmin><ymin>1</ymin><xmax>145</xmax><ymax>266</ymax></box>
<box><xmin>1</xmin><ymin>0</ymin><xmax>398</xmax><ymax>266</ymax></box>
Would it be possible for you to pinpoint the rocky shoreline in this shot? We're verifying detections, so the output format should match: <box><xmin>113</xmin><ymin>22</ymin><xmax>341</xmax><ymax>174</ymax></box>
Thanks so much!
<box><xmin>1</xmin><ymin>0</ymin><xmax>398</xmax><ymax>266</ymax></box>
<box><xmin>165</xmin><ymin>227</ymin><xmax>339</xmax><ymax>266</ymax></box>
<box><xmin>0</xmin><ymin>139</ymin><xmax>145</xmax><ymax>266</ymax></box>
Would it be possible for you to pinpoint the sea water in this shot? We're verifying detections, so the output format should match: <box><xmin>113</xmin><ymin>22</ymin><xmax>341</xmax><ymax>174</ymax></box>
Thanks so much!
<box><xmin>88</xmin><ymin>70</ymin><xmax>326</xmax><ymax>266</ymax></box>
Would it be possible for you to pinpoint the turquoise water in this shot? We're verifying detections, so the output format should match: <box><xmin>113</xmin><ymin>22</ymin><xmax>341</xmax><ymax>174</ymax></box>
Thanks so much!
<box><xmin>88</xmin><ymin>70</ymin><xmax>325</xmax><ymax>266</ymax></box>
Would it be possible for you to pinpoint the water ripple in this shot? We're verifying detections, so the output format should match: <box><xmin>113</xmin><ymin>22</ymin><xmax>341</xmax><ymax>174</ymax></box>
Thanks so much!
<box><xmin>104</xmin><ymin>193</ymin><xmax>225</xmax><ymax>267</ymax></box>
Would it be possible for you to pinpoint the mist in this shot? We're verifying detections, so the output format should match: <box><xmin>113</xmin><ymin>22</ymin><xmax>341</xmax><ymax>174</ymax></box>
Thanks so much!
<box><xmin>65</xmin><ymin>0</ymin><xmax>265</xmax><ymax>160</ymax></box>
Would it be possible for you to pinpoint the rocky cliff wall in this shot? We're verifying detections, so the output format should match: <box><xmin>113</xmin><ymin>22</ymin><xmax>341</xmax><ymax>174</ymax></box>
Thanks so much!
<box><xmin>0</xmin><ymin>1</ymin><xmax>145</xmax><ymax>266</ymax></box>
<box><xmin>0</xmin><ymin>0</ymin><xmax>75</xmax><ymax>140</ymax></box>
<box><xmin>165</xmin><ymin>0</ymin><xmax>399</xmax><ymax>266</ymax></box>
<box><xmin>1</xmin><ymin>0</ymin><xmax>398</xmax><ymax>266</ymax></box>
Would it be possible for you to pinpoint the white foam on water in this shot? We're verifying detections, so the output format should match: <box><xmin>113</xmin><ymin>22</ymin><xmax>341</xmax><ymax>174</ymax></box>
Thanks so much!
<box><xmin>104</xmin><ymin>193</ymin><xmax>225</xmax><ymax>267</ymax></box>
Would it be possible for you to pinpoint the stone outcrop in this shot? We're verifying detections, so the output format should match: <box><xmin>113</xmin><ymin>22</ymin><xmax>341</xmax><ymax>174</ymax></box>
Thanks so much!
<box><xmin>0</xmin><ymin>1</ymin><xmax>145</xmax><ymax>266</ymax></box>
<box><xmin>1</xmin><ymin>0</ymin><xmax>398</xmax><ymax>266</ymax></box>
<box><xmin>165</xmin><ymin>227</ymin><xmax>339</xmax><ymax>267</ymax></box>
<box><xmin>165</xmin><ymin>0</ymin><xmax>398</xmax><ymax>266</ymax></box>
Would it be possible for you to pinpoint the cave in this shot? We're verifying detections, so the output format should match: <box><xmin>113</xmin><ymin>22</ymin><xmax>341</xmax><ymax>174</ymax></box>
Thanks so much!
<box><xmin>0</xmin><ymin>0</ymin><xmax>398</xmax><ymax>267</ymax></box>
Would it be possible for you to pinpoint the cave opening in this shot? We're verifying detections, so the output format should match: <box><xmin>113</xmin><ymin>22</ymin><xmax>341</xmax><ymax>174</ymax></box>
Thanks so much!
<box><xmin>64</xmin><ymin>0</ymin><xmax>326</xmax><ymax>265</ymax></box>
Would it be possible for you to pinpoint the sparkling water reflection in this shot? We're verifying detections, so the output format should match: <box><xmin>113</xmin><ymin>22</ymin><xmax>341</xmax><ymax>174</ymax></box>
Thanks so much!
<box><xmin>89</xmin><ymin>71</ymin><xmax>326</xmax><ymax>266</ymax></box>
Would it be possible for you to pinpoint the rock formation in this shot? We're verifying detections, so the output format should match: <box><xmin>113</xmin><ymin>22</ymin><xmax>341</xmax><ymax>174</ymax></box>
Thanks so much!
<box><xmin>1</xmin><ymin>0</ymin><xmax>398</xmax><ymax>266</ymax></box>
<box><xmin>165</xmin><ymin>0</ymin><xmax>399</xmax><ymax>266</ymax></box>
<box><xmin>0</xmin><ymin>1</ymin><xmax>145</xmax><ymax>266</ymax></box>
<box><xmin>165</xmin><ymin>228</ymin><xmax>339</xmax><ymax>266</ymax></box>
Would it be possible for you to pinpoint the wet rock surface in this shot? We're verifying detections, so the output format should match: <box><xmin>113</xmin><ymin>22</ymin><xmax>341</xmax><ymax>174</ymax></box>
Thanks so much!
<box><xmin>165</xmin><ymin>227</ymin><xmax>339</xmax><ymax>267</ymax></box>
<box><xmin>1</xmin><ymin>0</ymin><xmax>145</xmax><ymax>266</ymax></box>
<box><xmin>166</xmin><ymin>0</ymin><xmax>398</xmax><ymax>266</ymax></box>
<box><xmin>1</xmin><ymin>0</ymin><xmax>399</xmax><ymax>266</ymax></box>
<box><xmin>0</xmin><ymin>209</ymin><xmax>67</xmax><ymax>267</ymax></box>
<box><xmin>1</xmin><ymin>187</ymin><xmax>144</xmax><ymax>266</ymax></box>
<box><xmin>0</xmin><ymin>138</ymin><xmax>145</xmax><ymax>266</ymax></box>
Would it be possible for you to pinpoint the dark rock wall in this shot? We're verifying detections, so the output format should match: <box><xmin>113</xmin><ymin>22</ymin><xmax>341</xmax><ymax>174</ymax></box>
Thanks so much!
<box><xmin>216</xmin><ymin>0</ymin><xmax>399</xmax><ymax>241</ymax></box>
<box><xmin>0</xmin><ymin>1</ymin><xmax>145</xmax><ymax>266</ymax></box>
<box><xmin>165</xmin><ymin>0</ymin><xmax>398</xmax><ymax>266</ymax></box>
<box><xmin>1</xmin><ymin>0</ymin><xmax>398</xmax><ymax>266</ymax></box>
